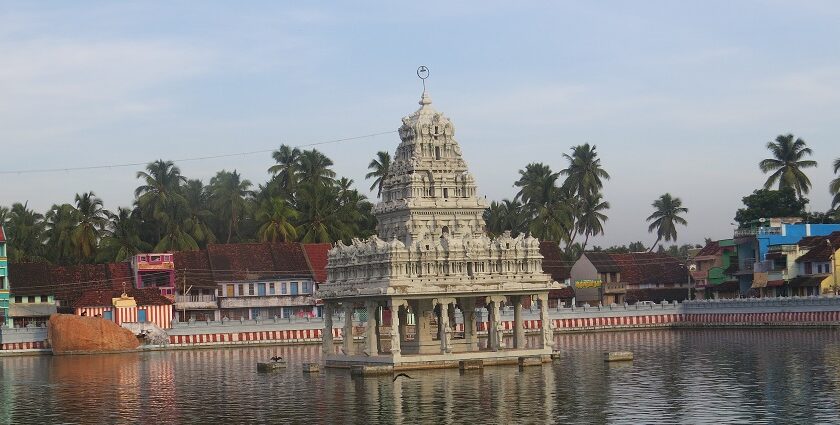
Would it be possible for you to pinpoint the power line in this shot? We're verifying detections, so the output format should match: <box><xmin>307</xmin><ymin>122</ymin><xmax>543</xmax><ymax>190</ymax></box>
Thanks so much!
<box><xmin>0</xmin><ymin>130</ymin><xmax>397</xmax><ymax>175</ymax></box>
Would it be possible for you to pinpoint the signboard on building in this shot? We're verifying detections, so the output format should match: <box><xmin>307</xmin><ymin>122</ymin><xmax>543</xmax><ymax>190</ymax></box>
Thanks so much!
<box><xmin>575</xmin><ymin>279</ymin><xmax>602</xmax><ymax>289</ymax></box>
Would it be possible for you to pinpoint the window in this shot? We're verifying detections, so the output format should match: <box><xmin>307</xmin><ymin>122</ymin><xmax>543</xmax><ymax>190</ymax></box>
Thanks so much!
<box><xmin>248</xmin><ymin>284</ymin><xmax>255</xmax><ymax>296</ymax></box>
<box><xmin>238</xmin><ymin>284</ymin><xmax>244</xmax><ymax>296</ymax></box>
<box><xmin>291</xmin><ymin>282</ymin><xmax>299</xmax><ymax>295</ymax></box>
<box><xmin>28</xmin><ymin>296</ymin><xmax>35</xmax><ymax>303</ymax></box>
<box><xmin>15</xmin><ymin>296</ymin><xmax>22</xmax><ymax>303</ymax></box>
<box><xmin>443</xmin><ymin>188</ymin><xmax>448</xmax><ymax>198</ymax></box>
<box><xmin>41</xmin><ymin>295</ymin><xmax>48</xmax><ymax>303</ymax></box>
<box><xmin>269</xmin><ymin>282</ymin><xmax>275</xmax><ymax>294</ymax></box>
<box><xmin>281</xmin><ymin>283</ymin><xmax>287</xmax><ymax>295</ymax></box>
<box><xmin>435</xmin><ymin>146</ymin><xmax>441</xmax><ymax>160</ymax></box>
<box><xmin>303</xmin><ymin>282</ymin><xmax>310</xmax><ymax>294</ymax></box>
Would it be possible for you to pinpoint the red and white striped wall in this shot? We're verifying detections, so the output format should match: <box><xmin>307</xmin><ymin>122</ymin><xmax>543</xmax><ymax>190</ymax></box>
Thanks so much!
<box><xmin>169</xmin><ymin>327</ymin><xmax>338</xmax><ymax>346</ymax></box>
<box><xmin>75</xmin><ymin>305</ymin><xmax>173</xmax><ymax>330</ymax></box>
<box><xmin>0</xmin><ymin>341</ymin><xmax>49</xmax><ymax>351</ymax></box>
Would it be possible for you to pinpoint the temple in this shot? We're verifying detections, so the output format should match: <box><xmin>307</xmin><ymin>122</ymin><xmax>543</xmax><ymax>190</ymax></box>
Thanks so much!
<box><xmin>318</xmin><ymin>87</ymin><xmax>560</xmax><ymax>370</ymax></box>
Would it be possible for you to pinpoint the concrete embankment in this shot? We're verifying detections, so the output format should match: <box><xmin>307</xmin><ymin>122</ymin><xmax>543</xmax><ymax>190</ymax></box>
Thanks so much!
<box><xmin>3</xmin><ymin>296</ymin><xmax>840</xmax><ymax>355</ymax></box>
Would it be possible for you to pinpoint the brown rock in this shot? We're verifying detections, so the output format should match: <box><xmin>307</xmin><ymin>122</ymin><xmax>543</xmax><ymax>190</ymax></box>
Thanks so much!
<box><xmin>48</xmin><ymin>313</ymin><xmax>140</xmax><ymax>354</ymax></box>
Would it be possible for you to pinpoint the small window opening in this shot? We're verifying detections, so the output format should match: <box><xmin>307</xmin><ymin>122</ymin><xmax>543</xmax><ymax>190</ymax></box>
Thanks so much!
<box><xmin>435</xmin><ymin>146</ymin><xmax>441</xmax><ymax>160</ymax></box>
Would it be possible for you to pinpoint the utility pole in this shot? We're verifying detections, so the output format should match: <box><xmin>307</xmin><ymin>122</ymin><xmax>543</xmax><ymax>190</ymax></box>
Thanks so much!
<box><xmin>828</xmin><ymin>239</ymin><xmax>837</xmax><ymax>296</ymax></box>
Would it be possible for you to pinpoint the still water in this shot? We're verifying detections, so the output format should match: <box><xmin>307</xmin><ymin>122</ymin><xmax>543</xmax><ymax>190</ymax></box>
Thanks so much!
<box><xmin>2</xmin><ymin>329</ymin><xmax>840</xmax><ymax>424</ymax></box>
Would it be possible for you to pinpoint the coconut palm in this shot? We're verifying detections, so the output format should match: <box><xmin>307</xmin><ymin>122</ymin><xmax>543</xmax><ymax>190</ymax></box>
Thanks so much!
<box><xmin>182</xmin><ymin>179</ymin><xmax>216</xmax><ymax>247</ymax></box>
<box><xmin>830</xmin><ymin>157</ymin><xmax>840</xmax><ymax>209</ymax></box>
<box><xmin>296</xmin><ymin>184</ymin><xmax>354</xmax><ymax>243</ymax></box>
<box><xmin>365</xmin><ymin>151</ymin><xmax>391</xmax><ymax>198</ymax></box>
<box><xmin>6</xmin><ymin>202</ymin><xmax>45</xmax><ymax>262</ymax></box>
<box><xmin>560</xmin><ymin>143</ymin><xmax>610</xmax><ymax>197</ymax></box>
<box><xmin>72</xmin><ymin>191</ymin><xmax>109</xmax><ymax>262</ymax></box>
<box><xmin>298</xmin><ymin>149</ymin><xmax>336</xmax><ymax>189</ymax></box>
<box><xmin>209</xmin><ymin>170</ymin><xmax>254</xmax><ymax>243</ymax></box>
<box><xmin>268</xmin><ymin>145</ymin><xmax>302</xmax><ymax>195</ymax></box>
<box><xmin>759</xmin><ymin>134</ymin><xmax>818</xmax><ymax>198</ymax></box>
<box><xmin>256</xmin><ymin>197</ymin><xmax>299</xmax><ymax>243</ymax></box>
<box><xmin>99</xmin><ymin>207</ymin><xmax>151</xmax><ymax>262</ymax></box>
<box><xmin>484</xmin><ymin>199</ymin><xmax>527</xmax><ymax>237</ymax></box>
<box><xmin>646</xmin><ymin>193</ymin><xmax>688</xmax><ymax>252</ymax></box>
<box><xmin>514</xmin><ymin>163</ymin><xmax>560</xmax><ymax>209</ymax></box>
<box><xmin>0</xmin><ymin>206</ymin><xmax>9</xmax><ymax>229</ymax></box>
<box><xmin>577</xmin><ymin>193</ymin><xmax>610</xmax><ymax>251</ymax></box>
<box><xmin>44</xmin><ymin>203</ymin><xmax>79</xmax><ymax>264</ymax></box>
<box><xmin>135</xmin><ymin>160</ymin><xmax>188</xmax><ymax>242</ymax></box>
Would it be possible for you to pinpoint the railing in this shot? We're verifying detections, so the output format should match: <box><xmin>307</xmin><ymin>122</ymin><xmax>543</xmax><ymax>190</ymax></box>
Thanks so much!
<box><xmin>219</xmin><ymin>295</ymin><xmax>315</xmax><ymax>308</ymax></box>
<box><xmin>175</xmin><ymin>295</ymin><xmax>217</xmax><ymax>303</ymax></box>
<box><xmin>603</xmin><ymin>282</ymin><xmax>626</xmax><ymax>293</ymax></box>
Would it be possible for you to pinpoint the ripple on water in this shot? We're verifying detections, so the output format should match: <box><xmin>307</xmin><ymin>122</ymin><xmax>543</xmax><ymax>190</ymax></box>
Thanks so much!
<box><xmin>1</xmin><ymin>329</ymin><xmax>840</xmax><ymax>424</ymax></box>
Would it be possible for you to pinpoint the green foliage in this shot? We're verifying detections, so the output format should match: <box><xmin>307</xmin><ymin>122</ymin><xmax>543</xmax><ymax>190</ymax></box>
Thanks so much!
<box><xmin>759</xmin><ymin>134</ymin><xmax>817</xmax><ymax>198</ymax></box>
<box><xmin>646</xmin><ymin>193</ymin><xmax>688</xmax><ymax>252</ymax></box>
<box><xmin>734</xmin><ymin>187</ymin><xmax>808</xmax><ymax>225</ymax></box>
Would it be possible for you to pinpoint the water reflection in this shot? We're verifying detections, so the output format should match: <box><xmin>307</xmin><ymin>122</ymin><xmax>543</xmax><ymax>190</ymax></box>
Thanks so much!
<box><xmin>1</xmin><ymin>329</ymin><xmax>839</xmax><ymax>424</ymax></box>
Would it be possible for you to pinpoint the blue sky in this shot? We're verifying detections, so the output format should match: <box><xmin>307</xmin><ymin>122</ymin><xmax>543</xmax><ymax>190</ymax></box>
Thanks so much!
<box><xmin>2</xmin><ymin>1</ymin><xmax>839</xmax><ymax>246</ymax></box>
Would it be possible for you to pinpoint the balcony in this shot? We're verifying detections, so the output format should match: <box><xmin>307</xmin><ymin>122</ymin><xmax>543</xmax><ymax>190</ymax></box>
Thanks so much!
<box><xmin>734</xmin><ymin>260</ymin><xmax>754</xmax><ymax>275</ymax></box>
<box><xmin>603</xmin><ymin>282</ymin><xmax>626</xmax><ymax>294</ymax></box>
<box><xmin>174</xmin><ymin>295</ymin><xmax>218</xmax><ymax>310</ymax></box>
<box><xmin>219</xmin><ymin>295</ymin><xmax>315</xmax><ymax>309</ymax></box>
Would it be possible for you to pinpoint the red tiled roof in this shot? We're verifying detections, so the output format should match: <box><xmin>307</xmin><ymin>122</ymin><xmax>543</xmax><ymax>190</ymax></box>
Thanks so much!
<box><xmin>303</xmin><ymin>243</ymin><xmax>331</xmax><ymax>283</ymax></box>
<box><xmin>205</xmin><ymin>242</ymin><xmax>313</xmax><ymax>282</ymax></box>
<box><xmin>539</xmin><ymin>241</ymin><xmax>570</xmax><ymax>282</ymax></box>
<box><xmin>73</xmin><ymin>287</ymin><xmax>173</xmax><ymax>308</ymax></box>
<box><xmin>9</xmin><ymin>262</ymin><xmax>133</xmax><ymax>304</ymax></box>
<box><xmin>796</xmin><ymin>232</ymin><xmax>840</xmax><ymax>263</ymax></box>
<box><xmin>173</xmin><ymin>249</ymin><xmax>216</xmax><ymax>289</ymax></box>
<box><xmin>609</xmin><ymin>252</ymin><xmax>687</xmax><ymax>286</ymax></box>
<box><xmin>549</xmin><ymin>286</ymin><xmax>575</xmax><ymax>299</ymax></box>
<box><xmin>0</xmin><ymin>225</ymin><xmax>6</xmax><ymax>242</ymax></box>
<box><xmin>696</xmin><ymin>241</ymin><xmax>722</xmax><ymax>257</ymax></box>
<box><xmin>585</xmin><ymin>252</ymin><xmax>620</xmax><ymax>273</ymax></box>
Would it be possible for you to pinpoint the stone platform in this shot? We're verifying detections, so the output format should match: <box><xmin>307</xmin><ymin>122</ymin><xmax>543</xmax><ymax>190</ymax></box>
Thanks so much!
<box><xmin>325</xmin><ymin>348</ymin><xmax>552</xmax><ymax>371</ymax></box>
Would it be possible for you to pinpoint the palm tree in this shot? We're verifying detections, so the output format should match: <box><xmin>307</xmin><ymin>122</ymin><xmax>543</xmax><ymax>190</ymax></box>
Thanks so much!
<box><xmin>72</xmin><ymin>191</ymin><xmax>109</xmax><ymax>262</ymax></box>
<box><xmin>560</xmin><ymin>143</ymin><xmax>610</xmax><ymax>197</ymax></box>
<box><xmin>514</xmin><ymin>163</ymin><xmax>560</xmax><ymax>209</ymax></box>
<box><xmin>830</xmin><ymin>157</ymin><xmax>840</xmax><ymax>209</ymax></box>
<box><xmin>646</xmin><ymin>193</ymin><xmax>688</xmax><ymax>252</ymax></box>
<box><xmin>268</xmin><ymin>145</ymin><xmax>302</xmax><ymax>195</ymax></box>
<box><xmin>6</xmin><ymin>202</ymin><xmax>45</xmax><ymax>262</ymax></box>
<box><xmin>44</xmin><ymin>203</ymin><xmax>79</xmax><ymax>264</ymax></box>
<box><xmin>99</xmin><ymin>207</ymin><xmax>151</xmax><ymax>262</ymax></box>
<box><xmin>135</xmin><ymin>160</ymin><xmax>188</xmax><ymax>242</ymax></box>
<box><xmin>209</xmin><ymin>170</ymin><xmax>254</xmax><ymax>243</ymax></box>
<box><xmin>577</xmin><ymin>193</ymin><xmax>610</xmax><ymax>251</ymax></box>
<box><xmin>256</xmin><ymin>197</ymin><xmax>299</xmax><ymax>243</ymax></box>
<box><xmin>298</xmin><ymin>149</ymin><xmax>336</xmax><ymax>189</ymax></box>
<box><xmin>182</xmin><ymin>179</ymin><xmax>216</xmax><ymax>247</ymax></box>
<box><xmin>0</xmin><ymin>206</ymin><xmax>9</xmax><ymax>229</ymax></box>
<box><xmin>365</xmin><ymin>151</ymin><xmax>391</xmax><ymax>198</ymax></box>
<box><xmin>759</xmin><ymin>134</ymin><xmax>818</xmax><ymax>198</ymax></box>
<box><xmin>484</xmin><ymin>199</ymin><xmax>527</xmax><ymax>237</ymax></box>
<box><xmin>296</xmin><ymin>184</ymin><xmax>354</xmax><ymax>243</ymax></box>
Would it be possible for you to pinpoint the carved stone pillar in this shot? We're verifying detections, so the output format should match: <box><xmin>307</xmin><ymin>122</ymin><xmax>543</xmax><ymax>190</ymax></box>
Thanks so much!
<box><xmin>487</xmin><ymin>295</ymin><xmax>507</xmax><ymax>351</ymax></box>
<box><xmin>537</xmin><ymin>292</ymin><xmax>553</xmax><ymax>349</ymax></box>
<box><xmin>322</xmin><ymin>302</ymin><xmax>334</xmax><ymax>355</ymax></box>
<box><xmin>436</xmin><ymin>297</ymin><xmax>455</xmax><ymax>353</ymax></box>
<box><xmin>513</xmin><ymin>296</ymin><xmax>525</xmax><ymax>349</ymax></box>
<box><xmin>461</xmin><ymin>297</ymin><xmax>478</xmax><ymax>351</ymax></box>
<box><xmin>343</xmin><ymin>302</ymin><xmax>354</xmax><ymax>356</ymax></box>
<box><xmin>390</xmin><ymin>299</ymin><xmax>408</xmax><ymax>358</ymax></box>
<box><xmin>364</xmin><ymin>299</ymin><xmax>378</xmax><ymax>356</ymax></box>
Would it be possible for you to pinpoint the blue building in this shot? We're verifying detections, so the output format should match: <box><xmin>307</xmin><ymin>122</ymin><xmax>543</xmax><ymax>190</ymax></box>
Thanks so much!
<box><xmin>733</xmin><ymin>218</ymin><xmax>840</xmax><ymax>295</ymax></box>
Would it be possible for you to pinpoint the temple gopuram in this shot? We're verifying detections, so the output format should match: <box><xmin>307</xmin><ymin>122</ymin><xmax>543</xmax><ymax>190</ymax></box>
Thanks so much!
<box><xmin>319</xmin><ymin>82</ymin><xmax>560</xmax><ymax>370</ymax></box>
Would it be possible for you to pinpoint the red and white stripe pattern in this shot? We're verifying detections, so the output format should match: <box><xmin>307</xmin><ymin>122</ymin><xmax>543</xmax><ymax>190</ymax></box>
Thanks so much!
<box><xmin>1</xmin><ymin>341</ymin><xmax>49</xmax><ymax>350</ymax></box>
<box><xmin>685</xmin><ymin>311</ymin><xmax>840</xmax><ymax>324</ymax></box>
<box><xmin>75</xmin><ymin>305</ymin><xmax>173</xmax><ymax>330</ymax></box>
<box><xmin>169</xmin><ymin>327</ymin><xmax>333</xmax><ymax>346</ymax></box>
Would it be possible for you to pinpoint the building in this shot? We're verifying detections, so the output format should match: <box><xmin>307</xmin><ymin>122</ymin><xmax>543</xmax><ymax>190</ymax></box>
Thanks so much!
<box><xmin>538</xmin><ymin>241</ymin><xmax>573</xmax><ymax>307</ymax></box>
<box><xmin>789</xmin><ymin>232</ymin><xmax>840</xmax><ymax>296</ymax></box>
<box><xmin>733</xmin><ymin>218</ymin><xmax>840</xmax><ymax>294</ymax></box>
<box><xmin>319</xmin><ymin>88</ymin><xmax>559</xmax><ymax>369</ymax></box>
<box><xmin>693</xmin><ymin>240</ymin><xmax>740</xmax><ymax>299</ymax></box>
<box><xmin>0</xmin><ymin>226</ymin><xmax>9</xmax><ymax>326</ymax></box>
<box><xmin>571</xmin><ymin>252</ymin><xmax>688</xmax><ymax>304</ymax></box>
<box><xmin>132</xmin><ymin>253</ymin><xmax>176</xmax><ymax>298</ymax></box>
<box><xmin>74</xmin><ymin>287</ymin><xmax>173</xmax><ymax>329</ymax></box>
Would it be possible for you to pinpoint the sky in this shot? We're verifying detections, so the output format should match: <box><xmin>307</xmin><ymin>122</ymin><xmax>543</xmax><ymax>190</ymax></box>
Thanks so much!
<box><xmin>1</xmin><ymin>1</ymin><xmax>839</xmax><ymax>247</ymax></box>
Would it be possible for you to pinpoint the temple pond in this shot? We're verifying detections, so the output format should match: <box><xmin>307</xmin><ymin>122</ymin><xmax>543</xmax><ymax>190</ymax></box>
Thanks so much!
<box><xmin>2</xmin><ymin>329</ymin><xmax>840</xmax><ymax>424</ymax></box>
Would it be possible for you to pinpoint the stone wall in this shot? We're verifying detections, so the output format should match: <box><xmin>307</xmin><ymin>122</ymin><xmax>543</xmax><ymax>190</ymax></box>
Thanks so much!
<box><xmin>0</xmin><ymin>325</ymin><xmax>50</xmax><ymax>351</ymax></box>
